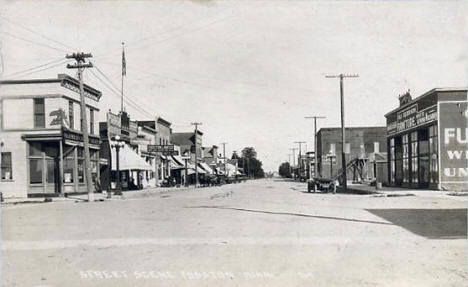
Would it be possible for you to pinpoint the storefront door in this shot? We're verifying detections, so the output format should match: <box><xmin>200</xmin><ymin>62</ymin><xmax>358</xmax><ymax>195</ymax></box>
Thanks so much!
<box><xmin>45</xmin><ymin>158</ymin><xmax>59</xmax><ymax>193</ymax></box>
<box><xmin>418</xmin><ymin>129</ymin><xmax>430</xmax><ymax>188</ymax></box>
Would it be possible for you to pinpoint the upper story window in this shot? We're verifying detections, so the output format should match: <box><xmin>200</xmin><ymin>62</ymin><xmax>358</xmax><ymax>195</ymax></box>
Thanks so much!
<box><xmin>345</xmin><ymin>143</ymin><xmax>351</xmax><ymax>154</ymax></box>
<box><xmin>69</xmin><ymin>101</ymin><xmax>74</xmax><ymax>129</ymax></box>
<box><xmin>34</xmin><ymin>98</ymin><xmax>45</xmax><ymax>128</ymax></box>
<box><xmin>374</xmin><ymin>142</ymin><xmax>380</xmax><ymax>153</ymax></box>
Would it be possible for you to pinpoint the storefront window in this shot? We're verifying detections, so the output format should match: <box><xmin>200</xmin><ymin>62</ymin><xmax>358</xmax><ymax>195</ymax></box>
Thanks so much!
<box><xmin>1</xmin><ymin>152</ymin><xmax>13</xmax><ymax>180</ymax></box>
<box><xmin>29</xmin><ymin>159</ymin><xmax>43</xmax><ymax>184</ymax></box>
<box><xmin>410</xmin><ymin>131</ymin><xmax>418</xmax><ymax>183</ymax></box>
<box><xmin>78</xmin><ymin>159</ymin><xmax>84</xmax><ymax>183</ymax></box>
<box><xmin>29</xmin><ymin>142</ymin><xmax>42</xmax><ymax>156</ymax></box>
<box><xmin>390</xmin><ymin>138</ymin><xmax>395</xmax><ymax>183</ymax></box>
<box><xmin>429</xmin><ymin>125</ymin><xmax>438</xmax><ymax>183</ymax></box>
<box><xmin>46</xmin><ymin>159</ymin><xmax>55</xmax><ymax>183</ymax></box>
<box><xmin>63</xmin><ymin>158</ymin><xmax>74</xmax><ymax>183</ymax></box>
<box><xmin>402</xmin><ymin>135</ymin><xmax>409</xmax><ymax>183</ymax></box>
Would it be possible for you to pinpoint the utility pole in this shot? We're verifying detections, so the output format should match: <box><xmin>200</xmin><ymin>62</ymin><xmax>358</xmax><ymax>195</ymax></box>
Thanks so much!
<box><xmin>66</xmin><ymin>52</ymin><xmax>94</xmax><ymax>202</ymax></box>
<box><xmin>290</xmin><ymin>147</ymin><xmax>298</xmax><ymax>179</ymax></box>
<box><xmin>305</xmin><ymin>116</ymin><xmax>326</xmax><ymax>179</ymax></box>
<box><xmin>191</xmin><ymin>122</ymin><xmax>202</xmax><ymax>188</ymax></box>
<box><xmin>121</xmin><ymin>42</ymin><xmax>126</xmax><ymax>113</ymax></box>
<box><xmin>288</xmin><ymin>153</ymin><xmax>293</xmax><ymax>177</ymax></box>
<box><xmin>294</xmin><ymin>141</ymin><xmax>306</xmax><ymax>180</ymax></box>
<box><xmin>325</xmin><ymin>73</ymin><xmax>359</xmax><ymax>189</ymax></box>
<box><xmin>221</xmin><ymin>142</ymin><xmax>227</xmax><ymax>178</ymax></box>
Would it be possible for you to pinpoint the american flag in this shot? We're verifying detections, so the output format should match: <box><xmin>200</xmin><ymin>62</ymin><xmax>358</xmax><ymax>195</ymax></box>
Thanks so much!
<box><xmin>122</xmin><ymin>44</ymin><xmax>126</xmax><ymax>76</ymax></box>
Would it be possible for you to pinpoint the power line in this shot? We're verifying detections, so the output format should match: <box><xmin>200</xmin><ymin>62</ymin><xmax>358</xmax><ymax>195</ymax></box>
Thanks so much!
<box><xmin>93</xmin><ymin>13</ymin><xmax>231</xmax><ymax>60</ymax></box>
<box><xmin>88</xmin><ymin>69</ymin><xmax>154</xmax><ymax>119</ymax></box>
<box><xmin>87</xmin><ymin>69</ymin><xmax>153</xmax><ymax>119</ymax></box>
<box><xmin>2</xmin><ymin>16</ymin><xmax>76</xmax><ymax>51</ymax></box>
<box><xmin>3</xmin><ymin>57</ymin><xmax>66</xmax><ymax>78</ymax></box>
<box><xmin>2</xmin><ymin>59</ymin><xmax>71</xmax><ymax>80</ymax></box>
<box><xmin>90</xmin><ymin>62</ymin><xmax>155</xmax><ymax>118</ymax></box>
<box><xmin>3</xmin><ymin>31</ymin><xmax>68</xmax><ymax>53</ymax></box>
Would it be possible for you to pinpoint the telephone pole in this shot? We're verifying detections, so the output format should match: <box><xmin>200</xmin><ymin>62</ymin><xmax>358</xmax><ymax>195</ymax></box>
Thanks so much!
<box><xmin>325</xmin><ymin>73</ymin><xmax>359</xmax><ymax>189</ymax></box>
<box><xmin>294</xmin><ymin>141</ymin><xmax>306</xmax><ymax>179</ymax></box>
<box><xmin>191</xmin><ymin>122</ymin><xmax>202</xmax><ymax>188</ymax></box>
<box><xmin>221</xmin><ymin>142</ymin><xmax>227</xmax><ymax>177</ymax></box>
<box><xmin>305</xmin><ymin>116</ymin><xmax>326</xmax><ymax>179</ymax></box>
<box><xmin>290</xmin><ymin>147</ymin><xmax>298</xmax><ymax>179</ymax></box>
<box><xmin>66</xmin><ymin>52</ymin><xmax>94</xmax><ymax>202</ymax></box>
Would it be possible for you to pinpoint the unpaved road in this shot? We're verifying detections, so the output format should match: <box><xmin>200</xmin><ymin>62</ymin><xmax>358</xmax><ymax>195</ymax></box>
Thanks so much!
<box><xmin>1</xmin><ymin>179</ymin><xmax>466</xmax><ymax>287</ymax></box>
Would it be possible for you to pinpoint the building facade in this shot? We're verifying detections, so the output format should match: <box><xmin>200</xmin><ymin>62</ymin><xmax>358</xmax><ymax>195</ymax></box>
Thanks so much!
<box><xmin>0</xmin><ymin>74</ymin><xmax>101</xmax><ymax>198</ymax></box>
<box><xmin>99</xmin><ymin>111</ymin><xmax>152</xmax><ymax>191</ymax></box>
<box><xmin>385</xmin><ymin>88</ymin><xmax>467</xmax><ymax>190</ymax></box>
<box><xmin>316</xmin><ymin>127</ymin><xmax>387</xmax><ymax>182</ymax></box>
<box><xmin>138</xmin><ymin>117</ymin><xmax>172</xmax><ymax>185</ymax></box>
<box><xmin>171</xmin><ymin>130</ymin><xmax>203</xmax><ymax>162</ymax></box>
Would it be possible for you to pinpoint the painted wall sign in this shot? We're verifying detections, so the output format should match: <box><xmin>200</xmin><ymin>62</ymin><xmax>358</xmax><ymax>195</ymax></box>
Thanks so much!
<box><xmin>387</xmin><ymin>104</ymin><xmax>437</xmax><ymax>135</ymax></box>
<box><xmin>63</xmin><ymin>130</ymin><xmax>100</xmax><ymax>145</ymax></box>
<box><xmin>61</xmin><ymin>80</ymin><xmax>100</xmax><ymax>102</ymax></box>
<box><xmin>148</xmin><ymin>145</ymin><xmax>175</xmax><ymax>153</ymax></box>
<box><xmin>107</xmin><ymin>112</ymin><xmax>121</xmax><ymax>138</ymax></box>
<box><xmin>439</xmin><ymin>101</ymin><xmax>468</xmax><ymax>186</ymax></box>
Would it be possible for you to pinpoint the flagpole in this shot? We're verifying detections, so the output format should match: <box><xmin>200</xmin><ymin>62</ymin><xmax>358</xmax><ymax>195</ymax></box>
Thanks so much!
<box><xmin>121</xmin><ymin>42</ymin><xmax>125</xmax><ymax>113</ymax></box>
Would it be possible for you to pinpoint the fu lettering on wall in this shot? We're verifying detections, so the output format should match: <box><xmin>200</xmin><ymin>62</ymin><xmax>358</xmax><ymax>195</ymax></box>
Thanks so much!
<box><xmin>439</xmin><ymin>101</ymin><xmax>468</xmax><ymax>186</ymax></box>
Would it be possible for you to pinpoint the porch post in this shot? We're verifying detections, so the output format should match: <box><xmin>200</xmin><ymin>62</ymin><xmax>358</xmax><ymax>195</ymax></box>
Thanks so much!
<box><xmin>59</xmin><ymin>141</ymin><xmax>64</xmax><ymax>195</ymax></box>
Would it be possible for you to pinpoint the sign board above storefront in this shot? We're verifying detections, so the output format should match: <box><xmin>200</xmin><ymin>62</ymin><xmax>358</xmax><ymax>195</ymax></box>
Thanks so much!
<box><xmin>162</xmin><ymin>150</ymin><xmax>179</xmax><ymax>156</ymax></box>
<box><xmin>63</xmin><ymin>129</ymin><xmax>100</xmax><ymax>145</ymax></box>
<box><xmin>387</xmin><ymin>104</ymin><xmax>437</xmax><ymax>136</ymax></box>
<box><xmin>148</xmin><ymin>144</ymin><xmax>175</xmax><ymax>153</ymax></box>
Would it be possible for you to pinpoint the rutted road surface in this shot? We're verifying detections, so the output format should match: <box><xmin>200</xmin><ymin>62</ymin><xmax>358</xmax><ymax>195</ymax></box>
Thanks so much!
<box><xmin>2</xmin><ymin>179</ymin><xmax>466</xmax><ymax>287</ymax></box>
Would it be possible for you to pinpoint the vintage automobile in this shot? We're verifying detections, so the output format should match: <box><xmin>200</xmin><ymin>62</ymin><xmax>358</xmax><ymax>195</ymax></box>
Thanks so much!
<box><xmin>307</xmin><ymin>178</ymin><xmax>337</xmax><ymax>193</ymax></box>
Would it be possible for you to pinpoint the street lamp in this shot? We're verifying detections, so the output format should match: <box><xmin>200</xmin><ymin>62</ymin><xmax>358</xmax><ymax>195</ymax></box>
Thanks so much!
<box><xmin>110</xmin><ymin>135</ymin><xmax>125</xmax><ymax>197</ymax></box>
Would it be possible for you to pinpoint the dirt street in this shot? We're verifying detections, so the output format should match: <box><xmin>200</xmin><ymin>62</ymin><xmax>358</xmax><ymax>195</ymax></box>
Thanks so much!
<box><xmin>1</xmin><ymin>179</ymin><xmax>466</xmax><ymax>287</ymax></box>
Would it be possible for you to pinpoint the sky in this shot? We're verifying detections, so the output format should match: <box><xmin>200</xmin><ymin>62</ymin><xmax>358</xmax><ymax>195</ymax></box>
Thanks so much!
<box><xmin>1</xmin><ymin>0</ymin><xmax>467</xmax><ymax>172</ymax></box>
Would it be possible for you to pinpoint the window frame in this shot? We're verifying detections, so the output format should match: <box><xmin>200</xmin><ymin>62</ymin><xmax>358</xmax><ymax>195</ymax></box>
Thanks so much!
<box><xmin>69</xmin><ymin>100</ymin><xmax>74</xmax><ymax>129</ymax></box>
<box><xmin>1</xmin><ymin>152</ymin><xmax>13</xmax><ymax>181</ymax></box>
<box><xmin>33</xmin><ymin>98</ymin><xmax>45</xmax><ymax>128</ymax></box>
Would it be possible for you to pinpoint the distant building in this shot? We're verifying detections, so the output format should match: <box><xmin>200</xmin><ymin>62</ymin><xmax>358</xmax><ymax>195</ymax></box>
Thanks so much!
<box><xmin>316</xmin><ymin>127</ymin><xmax>387</xmax><ymax>182</ymax></box>
<box><xmin>385</xmin><ymin>88</ymin><xmax>467</xmax><ymax>190</ymax></box>
<box><xmin>138</xmin><ymin>117</ymin><xmax>172</xmax><ymax>185</ymax></box>
<box><xmin>202</xmin><ymin>145</ymin><xmax>219</xmax><ymax>167</ymax></box>
<box><xmin>171</xmin><ymin>130</ymin><xmax>203</xmax><ymax>162</ymax></box>
<box><xmin>99</xmin><ymin>111</ymin><xmax>152</xmax><ymax>191</ymax></box>
<box><xmin>0</xmin><ymin>74</ymin><xmax>101</xmax><ymax>198</ymax></box>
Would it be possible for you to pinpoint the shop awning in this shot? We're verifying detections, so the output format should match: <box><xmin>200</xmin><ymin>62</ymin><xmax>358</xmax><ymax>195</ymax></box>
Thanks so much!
<box><xmin>170</xmin><ymin>155</ymin><xmax>185</xmax><ymax>170</ymax></box>
<box><xmin>225</xmin><ymin>163</ymin><xmax>242</xmax><ymax>176</ymax></box>
<box><xmin>198</xmin><ymin>162</ymin><xmax>214</xmax><ymax>175</ymax></box>
<box><xmin>111</xmin><ymin>142</ymin><xmax>153</xmax><ymax>171</ymax></box>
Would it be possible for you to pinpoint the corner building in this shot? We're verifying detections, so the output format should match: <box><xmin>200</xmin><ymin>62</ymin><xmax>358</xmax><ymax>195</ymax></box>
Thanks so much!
<box><xmin>0</xmin><ymin>74</ymin><xmax>101</xmax><ymax>198</ymax></box>
<box><xmin>385</xmin><ymin>88</ymin><xmax>467</xmax><ymax>191</ymax></box>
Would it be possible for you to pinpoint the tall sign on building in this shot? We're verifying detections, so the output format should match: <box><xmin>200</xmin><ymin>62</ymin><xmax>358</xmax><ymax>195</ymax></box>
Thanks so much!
<box><xmin>438</xmin><ymin>101</ymin><xmax>468</xmax><ymax>189</ymax></box>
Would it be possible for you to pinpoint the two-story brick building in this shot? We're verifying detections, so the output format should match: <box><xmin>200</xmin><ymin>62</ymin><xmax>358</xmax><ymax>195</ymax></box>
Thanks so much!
<box><xmin>0</xmin><ymin>74</ymin><xmax>101</xmax><ymax>198</ymax></box>
<box><xmin>385</xmin><ymin>88</ymin><xmax>467</xmax><ymax>190</ymax></box>
<box><xmin>316</xmin><ymin>127</ymin><xmax>387</xmax><ymax>183</ymax></box>
<box><xmin>137</xmin><ymin>117</ymin><xmax>172</xmax><ymax>185</ymax></box>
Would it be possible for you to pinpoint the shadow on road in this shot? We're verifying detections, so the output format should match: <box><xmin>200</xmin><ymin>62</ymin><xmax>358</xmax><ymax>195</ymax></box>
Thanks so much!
<box><xmin>366</xmin><ymin>208</ymin><xmax>467</xmax><ymax>239</ymax></box>
<box><xmin>186</xmin><ymin>206</ymin><xmax>393</xmax><ymax>226</ymax></box>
